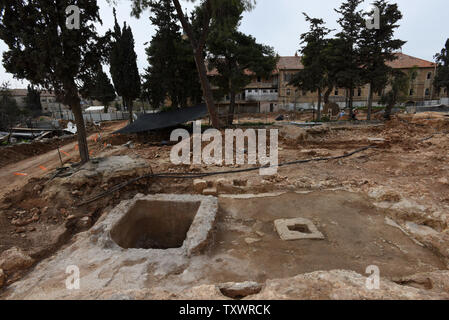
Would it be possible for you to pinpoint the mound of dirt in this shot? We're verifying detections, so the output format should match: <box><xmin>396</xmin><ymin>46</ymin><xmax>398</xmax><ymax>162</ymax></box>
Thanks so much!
<box><xmin>0</xmin><ymin>156</ymin><xmax>156</xmax><ymax>287</ymax></box>
<box><xmin>0</xmin><ymin>136</ymin><xmax>76</xmax><ymax>168</ymax></box>
<box><xmin>279</xmin><ymin>126</ymin><xmax>310</xmax><ymax>146</ymax></box>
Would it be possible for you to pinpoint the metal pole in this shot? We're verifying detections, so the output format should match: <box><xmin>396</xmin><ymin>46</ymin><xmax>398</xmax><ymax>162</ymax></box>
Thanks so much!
<box><xmin>57</xmin><ymin>146</ymin><xmax>63</xmax><ymax>167</ymax></box>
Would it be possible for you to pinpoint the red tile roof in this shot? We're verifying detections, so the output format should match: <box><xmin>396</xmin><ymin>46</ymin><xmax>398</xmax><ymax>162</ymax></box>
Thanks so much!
<box><xmin>387</xmin><ymin>52</ymin><xmax>435</xmax><ymax>69</ymax></box>
<box><xmin>276</xmin><ymin>53</ymin><xmax>434</xmax><ymax>71</ymax></box>
<box><xmin>206</xmin><ymin>53</ymin><xmax>433</xmax><ymax>77</ymax></box>
<box><xmin>276</xmin><ymin>56</ymin><xmax>304</xmax><ymax>70</ymax></box>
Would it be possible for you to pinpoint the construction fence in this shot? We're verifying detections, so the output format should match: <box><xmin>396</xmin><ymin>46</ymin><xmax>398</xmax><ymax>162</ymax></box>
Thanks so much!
<box><xmin>51</xmin><ymin>110</ymin><xmax>132</xmax><ymax>123</ymax></box>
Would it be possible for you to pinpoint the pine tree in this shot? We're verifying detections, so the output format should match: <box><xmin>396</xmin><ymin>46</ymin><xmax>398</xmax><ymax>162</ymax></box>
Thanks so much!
<box><xmin>381</xmin><ymin>68</ymin><xmax>417</xmax><ymax>119</ymax></box>
<box><xmin>110</xmin><ymin>9</ymin><xmax>141</xmax><ymax>123</ymax></box>
<box><xmin>90</xmin><ymin>71</ymin><xmax>116</xmax><ymax>113</ymax></box>
<box><xmin>131</xmin><ymin>0</ymin><xmax>256</xmax><ymax>128</ymax></box>
<box><xmin>0</xmin><ymin>82</ymin><xmax>19</xmax><ymax>132</ymax></box>
<box><xmin>143</xmin><ymin>0</ymin><xmax>201</xmax><ymax>109</ymax></box>
<box><xmin>24</xmin><ymin>85</ymin><xmax>43</xmax><ymax>117</ymax></box>
<box><xmin>334</xmin><ymin>0</ymin><xmax>364</xmax><ymax>116</ymax></box>
<box><xmin>434</xmin><ymin>39</ymin><xmax>449</xmax><ymax>98</ymax></box>
<box><xmin>206</xmin><ymin>2</ymin><xmax>277</xmax><ymax>125</ymax></box>
<box><xmin>359</xmin><ymin>0</ymin><xmax>405</xmax><ymax>120</ymax></box>
<box><xmin>0</xmin><ymin>1</ymin><xmax>109</xmax><ymax>163</ymax></box>
<box><xmin>290</xmin><ymin>14</ymin><xmax>332</xmax><ymax>122</ymax></box>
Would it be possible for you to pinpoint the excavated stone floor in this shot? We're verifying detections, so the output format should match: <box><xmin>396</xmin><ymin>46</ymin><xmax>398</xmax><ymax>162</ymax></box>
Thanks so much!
<box><xmin>1</xmin><ymin>190</ymin><xmax>447</xmax><ymax>300</ymax></box>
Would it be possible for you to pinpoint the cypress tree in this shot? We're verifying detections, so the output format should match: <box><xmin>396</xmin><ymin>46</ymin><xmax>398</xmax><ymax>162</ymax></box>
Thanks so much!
<box><xmin>110</xmin><ymin>9</ymin><xmax>141</xmax><ymax>123</ymax></box>
<box><xmin>358</xmin><ymin>1</ymin><xmax>405</xmax><ymax>120</ymax></box>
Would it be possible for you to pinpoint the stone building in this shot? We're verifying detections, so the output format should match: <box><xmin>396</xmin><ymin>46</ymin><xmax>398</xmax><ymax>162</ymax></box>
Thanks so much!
<box><xmin>9</xmin><ymin>89</ymin><xmax>71</xmax><ymax>114</ymax></box>
<box><xmin>211</xmin><ymin>52</ymin><xmax>441</xmax><ymax>113</ymax></box>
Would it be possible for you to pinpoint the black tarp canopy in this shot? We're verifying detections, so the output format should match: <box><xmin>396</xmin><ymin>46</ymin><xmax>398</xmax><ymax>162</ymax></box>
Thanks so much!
<box><xmin>115</xmin><ymin>104</ymin><xmax>208</xmax><ymax>134</ymax></box>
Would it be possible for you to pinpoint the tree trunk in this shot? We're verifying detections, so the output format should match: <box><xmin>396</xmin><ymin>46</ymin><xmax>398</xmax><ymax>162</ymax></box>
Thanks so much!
<box><xmin>228</xmin><ymin>90</ymin><xmax>236</xmax><ymax>126</ymax></box>
<box><xmin>7</xmin><ymin>125</ymin><xmax>12</xmax><ymax>144</ymax></box>
<box><xmin>367</xmin><ymin>82</ymin><xmax>373</xmax><ymax>121</ymax></box>
<box><xmin>323</xmin><ymin>87</ymin><xmax>332</xmax><ymax>105</ymax></box>
<box><xmin>317</xmin><ymin>88</ymin><xmax>322</xmax><ymax>122</ymax></box>
<box><xmin>122</xmin><ymin>97</ymin><xmax>127</xmax><ymax>113</ymax></box>
<box><xmin>71</xmin><ymin>100</ymin><xmax>89</xmax><ymax>164</ymax></box>
<box><xmin>172</xmin><ymin>0</ymin><xmax>220</xmax><ymax>128</ymax></box>
<box><xmin>128</xmin><ymin>98</ymin><xmax>134</xmax><ymax>123</ymax></box>
<box><xmin>384</xmin><ymin>103</ymin><xmax>393</xmax><ymax>120</ymax></box>
<box><xmin>193</xmin><ymin>51</ymin><xmax>220</xmax><ymax>128</ymax></box>
<box><xmin>64</xmin><ymin>80</ymin><xmax>89</xmax><ymax>164</ymax></box>
<box><xmin>348</xmin><ymin>87</ymin><xmax>354</xmax><ymax>118</ymax></box>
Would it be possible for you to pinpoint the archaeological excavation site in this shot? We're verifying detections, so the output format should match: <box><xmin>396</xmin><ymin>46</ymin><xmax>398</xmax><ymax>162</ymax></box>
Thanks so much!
<box><xmin>1</xmin><ymin>0</ymin><xmax>449</xmax><ymax>307</ymax></box>
<box><xmin>1</xmin><ymin>111</ymin><xmax>449</xmax><ymax>301</ymax></box>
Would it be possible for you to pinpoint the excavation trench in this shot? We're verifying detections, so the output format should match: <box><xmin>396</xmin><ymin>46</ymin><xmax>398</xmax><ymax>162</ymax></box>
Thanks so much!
<box><xmin>111</xmin><ymin>200</ymin><xmax>201</xmax><ymax>249</ymax></box>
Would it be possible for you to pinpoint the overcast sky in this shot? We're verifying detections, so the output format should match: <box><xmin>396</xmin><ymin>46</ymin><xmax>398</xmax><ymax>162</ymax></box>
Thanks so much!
<box><xmin>1</xmin><ymin>0</ymin><xmax>448</xmax><ymax>88</ymax></box>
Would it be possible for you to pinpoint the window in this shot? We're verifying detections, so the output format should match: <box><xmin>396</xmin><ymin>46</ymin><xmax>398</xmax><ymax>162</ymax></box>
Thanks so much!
<box><xmin>284</xmin><ymin>73</ymin><xmax>294</xmax><ymax>82</ymax></box>
<box><xmin>427</xmin><ymin>72</ymin><xmax>432</xmax><ymax>80</ymax></box>
<box><xmin>263</xmin><ymin>89</ymin><xmax>267</xmax><ymax>93</ymax></box>
<box><xmin>358</xmin><ymin>88</ymin><xmax>362</xmax><ymax>96</ymax></box>
<box><xmin>409</xmin><ymin>89</ymin><xmax>414</xmax><ymax>96</ymax></box>
<box><xmin>287</xmin><ymin>89</ymin><xmax>291</xmax><ymax>96</ymax></box>
<box><xmin>335</xmin><ymin>89</ymin><xmax>339</xmax><ymax>96</ymax></box>
<box><xmin>425</xmin><ymin>88</ymin><xmax>430</xmax><ymax>96</ymax></box>
<box><xmin>257</xmin><ymin>76</ymin><xmax>261</xmax><ymax>82</ymax></box>
<box><xmin>248</xmin><ymin>89</ymin><xmax>252</xmax><ymax>93</ymax></box>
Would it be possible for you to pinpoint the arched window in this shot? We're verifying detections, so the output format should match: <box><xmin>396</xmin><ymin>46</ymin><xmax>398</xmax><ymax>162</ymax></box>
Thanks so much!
<box><xmin>427</xmin><ymin>72</ymin><xmax>432</xmax><ymax>80</ymax></box>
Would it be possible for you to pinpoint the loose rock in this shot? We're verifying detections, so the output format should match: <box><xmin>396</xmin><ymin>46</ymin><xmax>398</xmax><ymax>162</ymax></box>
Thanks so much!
<box><xmin>0</xmin><ymin>269</ymin><xmax>5</xmax><ymax>288</ymax></box>
<box><xmin>218</xmin><ymin>281</ymin><xmax>263</xmax><ymax>299</ymax></box>
<box><xmin>203</xmin><ymin>188</ymin><xmax>218</xmax><ymax>196</ymax></box>
<box><xmin>193</xmin><ymin>179</ymin><xmax>208</xmax><ymax>193</ymax></box>
<box><xmin>0</xmin><ymin>247</ymin><xmax>34</xmax><ymax>274</ymax></box>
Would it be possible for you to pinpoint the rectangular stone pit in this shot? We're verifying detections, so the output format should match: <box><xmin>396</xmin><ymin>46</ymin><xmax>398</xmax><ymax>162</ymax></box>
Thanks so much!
<box><xmin>111</xmin><ymin>200</ymin><xmax>201</xmax><ymax>250</ymax></box>
<box><xmin>275</xmin><ymin>218</ymin><xmax>325</xmax><ymax>241</ymax></box>
<box><xmin>98</xmin><ymin>194</ymin><xmax>218</xmax><ymax>256</ymax></box>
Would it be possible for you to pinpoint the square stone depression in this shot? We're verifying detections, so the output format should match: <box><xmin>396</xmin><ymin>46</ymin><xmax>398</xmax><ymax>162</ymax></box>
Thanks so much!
<box><xmin>98</xmin><ymin>194</ymin><xmax>218</xmax><ymax>256</ymax></box>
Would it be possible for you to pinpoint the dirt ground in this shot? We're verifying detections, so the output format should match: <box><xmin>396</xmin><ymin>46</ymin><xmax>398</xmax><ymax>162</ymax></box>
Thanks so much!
<box><xmin>1</xmin><ymin>112</ymin><xmax>449</xmax><ymax>297</ymax></box>
<box><xmin>0</xmin><ymin>121</ymin><xmax>127</xmax><ymax>199</ymax></box>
